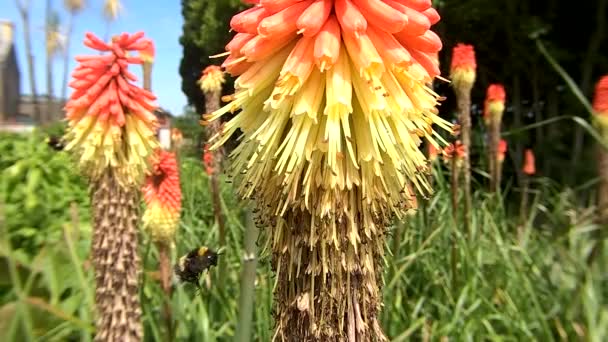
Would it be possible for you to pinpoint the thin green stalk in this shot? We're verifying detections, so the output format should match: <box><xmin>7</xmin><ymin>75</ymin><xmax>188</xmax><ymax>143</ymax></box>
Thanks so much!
<box><xmin>234</xmin><ymin>208</ymin><xmax>258</xmax><ymax>342</ymax></box>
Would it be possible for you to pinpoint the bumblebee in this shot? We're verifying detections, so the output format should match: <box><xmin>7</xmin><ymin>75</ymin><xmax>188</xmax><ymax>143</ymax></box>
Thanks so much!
<box><xmin>45</xmin><ymin>135</ymin><xmax>65</xmax><ymax>151</ymax></box>
<box><xmin>174</xmin><ymin>246</ymin><xmax>219</xmax><ymax>289</ymax></box>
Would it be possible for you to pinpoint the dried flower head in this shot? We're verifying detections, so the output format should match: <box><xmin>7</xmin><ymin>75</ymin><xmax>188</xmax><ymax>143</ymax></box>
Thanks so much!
<box><xmin>450</xmin><ymin>43</ymin><xmax>476</xmax><ymax>92</ymax></box>
<box><xmin>523</xmin><ymin>149</ymin><xmax>536</xmax><ymax>175</ymax></box>
<box><xmin>198</xmin><ymin>65</ymin><xmax>226</xmax><ymax>94</ymax></box>
<box><xmin>63</xmin><ymin>32</ymin><xmax>159</xmax><ymax>186</ymax></box>
<box><xmin>142</xmin><ymin>150</ymin><xmax>182</xmax><ymax>243</ymax></box>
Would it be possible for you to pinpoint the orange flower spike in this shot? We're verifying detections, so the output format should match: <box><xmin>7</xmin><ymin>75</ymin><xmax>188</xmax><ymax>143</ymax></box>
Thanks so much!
<box><xmin>257</xmin><ymin>0</ymin><xmax>313</xmax><ymax>38</ymax></box>
<box><xmin>335</xmin><ymin>0</ymin><xmax>367</xmax><ymax>37</ymax></box>
<box><xmin>497</xmin><ymin>139</ymin><xmax>507</xmax><ymax>162</ymax></box>
<box><xmin>351</xmin><ymin>0</ymin><xmax>408</xmax><ymax>34</ymax></box>
<box><xmin>484</xmin><ymin>84</ymin><xmax>506</xmax><ymax>125</ymax></box>
<box><xmin>450</xmin><ymin>43</ymin><xmax>476</xmax><ymax>92</ymax></box>
<box><xmin>230</xmin><ymin>6</ymin><xmax>270</xmax><ymax>34</ymax></box>
<box><xmin>142</xmin><ymin>150</ymin><xmax>182</xmax><ymax>243</ymax></box>
<box><xmin>592</xmin><ymin>76</ymin><xmax>608</xmax><ymax>137</ymax></box>
<box><xmin>593</xmin><ymin>75</ymin><xmax>608</xmax><ymax>114</ymax></box>
<box><xmin>64</xmin><ymin>31</ymin><xmax>159</xmax><ymax>185</ymax></box>
<box><xmin>314</xmin><ymin>15</ymin><xmax>341</xmax><ymax>72</ymax></box>
<box><xmin>523</xmin><ymin>149</ymin><xmax>536</xmax><ymax>175</ymax></box>
<box><xmin>297</xmin><ymin>0</ymin><xmax>333</xmax><ymax>37</ymax></box>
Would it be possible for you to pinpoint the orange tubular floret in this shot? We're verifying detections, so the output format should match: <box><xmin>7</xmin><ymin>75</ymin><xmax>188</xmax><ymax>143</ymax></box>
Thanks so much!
<box><xmin>422</xmin><ymin>7</ymin><xmax>440</xmax><ymax>25</ymax></box>
<box><xmin>385</xmin><ymin>0</ymin><xmax>430</xmax><ymax>36</ymax></box>
<box><xmin>260</xmin><ymin>0</ymin><xmax>305</xmax><ymax>13</ymax></box>
<box><xmin>314</xmin><ymin>15</ymin><xmax>341</xmax><ymax>72</ymax></box>
<box><xmin>230</xmin><ymin>7</ymin><xmax>271</xmax><ymax>34</ymax></box>
<box><xmin>225</xmin><ymin>33</ymin><xmax>256</xmax><ymax>53</ymax></box>
<box><xmin>395</xmin><ymin>30</ymin><xmax>442</xmax><ymax>53</ymax></box>
<box><xmin>240</xmin><ymin>31</ymin><xmax>298</xmax><ymax>61</ymax></box>
<box><xmin>395</xmin><ymin>0</ymin><xmax>431</xmax><ymax>11</ymax></box>
<box><xmin>258</xmin><ymin>0</ymin><xmax>313</xmax><ymax>37</ymax></box>
<box><xmin>409</xmin><ymin>49</ymin><xmax>439</xmax><ymax>78</ymax></box>
<box><xmin>296</xmin><ymin>0</ymin><xmax>333</xmax><ymax>37</ymax></box>
<box><xmin>335</xmin><ymin>0</ymin><xmax>367</xmax><ymax>37</ymax></box>
<box><xmin>280</xmin><ymin>35</ymin><xmax>315</xmax><ymax>81</ymax></box>
<box><xmin>366</xmin><ymin>25</ymin><xmax>411</xmax><ymax>68</ymax></box>
<box><xmin>351</xmin><ymin>0</ymin><xmax>408</xmax><ymax>34</ymax></box>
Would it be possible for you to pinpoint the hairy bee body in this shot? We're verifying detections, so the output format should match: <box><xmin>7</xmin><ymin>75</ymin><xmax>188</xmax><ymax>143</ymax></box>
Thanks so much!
<box><xmin>174</xmin><ymin>247</ymin><xmax>218</xmax><ymax>287</ymax></box>
<box><xmin>46</xmin><ymin>136</ymin><xmax>65</xmax><ymax>151</ymax></box>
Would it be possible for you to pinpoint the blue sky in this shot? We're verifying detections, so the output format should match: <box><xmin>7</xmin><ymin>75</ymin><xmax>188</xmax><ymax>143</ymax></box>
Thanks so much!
<box><xmin>1</xmin><ymin>0</ymin><xmax>188</xmax><ymax>115</ymax></box>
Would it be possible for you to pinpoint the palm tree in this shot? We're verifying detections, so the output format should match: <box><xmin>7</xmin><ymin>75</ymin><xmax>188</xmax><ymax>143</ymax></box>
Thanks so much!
<box><xmin>103</xmin><ymin>0</ymin><xmax>121</xmax><ymax>41</ymax></box>
<box><xmin>60</xmin><ymin>0</ymin><xmax>85</xmax><ymax>108</ymax></box>
<box><xmin>15</xmin><ymin>0</ymin><xmax>41</xmax><ymax>123</ymax></box>
<box><xmin>45</xmin><ymin>2</ymin><xmax>63</xmax><ymax>123</ymax></box>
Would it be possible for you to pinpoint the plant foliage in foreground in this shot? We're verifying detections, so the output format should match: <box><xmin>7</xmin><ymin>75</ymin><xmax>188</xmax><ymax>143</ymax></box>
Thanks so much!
<box><xmin>0</xmin><ymin>134</ymin><xmax>606</xmax><ymax>340</ymax></box>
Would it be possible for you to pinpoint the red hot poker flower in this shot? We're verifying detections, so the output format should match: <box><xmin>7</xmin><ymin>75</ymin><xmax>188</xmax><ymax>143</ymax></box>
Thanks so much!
<box><xmin>63</xmin><ymin>32</ymin><xmax>159</xmax><ymax>185</ymax></box>
<box><xmin>142</xmin><ymin>149</ymin><xmax>182</xmax><ymax>243</ymax></box>
<box><xmin>523</xmin><ymin>149</ymin><xmax>536</xmax><ymax>175</ymax></box>
<box><xmin>484</xmin><ymin>84</ymin><xmax>506</xmax><ymax>125</ymax></box>
<box><xmin>450</xmin><ymin>43</ymin><xmax>476</xmax><ymax>91</ymax></box>
<box><xmin>497</xmin><ymin>139</ymin><xmax>507</xmax><ymax>162</ymax></box>
<box><xmin>593</xmin><ymin>76</ymin><xmax>608</xmax><ymax>115</ymax></box>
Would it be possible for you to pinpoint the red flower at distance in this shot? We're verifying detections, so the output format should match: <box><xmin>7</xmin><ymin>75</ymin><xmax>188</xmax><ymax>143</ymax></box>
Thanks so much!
<box><xmin>593</xmin><ymin>75</ymin><xmax>608</xmax><ymax>115</ymax></box>
<box><xmin>198</xmin><ymin>65</ymin><xmax>225</xmax><ymax>94</ymax></box>
<box><xmin>523</xmin><ymin>149</ymin><xmax>536</xmax><ymax>175</ymax></box>
<box><xmin>142</xmin><ymin>149</ymin><xmax>182</xmax><ymax>243</ymax></box>
<box><xmin>484</xmin><ymin>84</ymin><xmax>506</xmax><ymax>124</ymax></box>
<box><xmin>592</xmin><ymin>76</ymin><xmax>608</xmax><ymax>137</ymax></box>
<box><xmin>443</xmin><ymin>140</ymin><xmax>465</xmax><ymax>160</ymax></box>
<box><xmin>63</xmin><ymin>32</ymin><xmax>159</xmax><ymax>185</ymax></box>
<box><xmin>203</xmin><ymin>144</ymin><xmax>214</xmax><ymax>175</ymax></box>
<box><xmin>450</xmin><ymin>43</ymin><xmax>476</xmax><ymax>91</ymax></box>
<box><xmin>497</xmin><ymin>139</ymin><xmax>507</xmax><ymax>162</ymax></box>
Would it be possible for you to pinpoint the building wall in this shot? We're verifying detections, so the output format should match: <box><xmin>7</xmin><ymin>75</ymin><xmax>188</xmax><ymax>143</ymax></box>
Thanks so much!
<box><xmin>3</xmin><ymin>47</ymin><xmax>20</xmax><ymax>121</ymax></box>
<box><xmin>0</xmin><ymin>20</ymin><xmax>20</xmax><ymax>124</ymax></box>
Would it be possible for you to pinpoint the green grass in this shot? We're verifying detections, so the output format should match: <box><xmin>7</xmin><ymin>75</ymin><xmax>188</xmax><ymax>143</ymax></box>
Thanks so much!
<box><xmin>0</xmin><ymin>133</ymin><xmax>606</xmax><ymax>341</ymax></box>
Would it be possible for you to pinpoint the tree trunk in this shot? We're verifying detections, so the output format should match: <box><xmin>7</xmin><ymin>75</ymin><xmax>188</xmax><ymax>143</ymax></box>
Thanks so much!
<box><xmin>16</xmin><ymin>1</ymin><xmax>42</xmax><ymax>124</ymax></box>
<box><xmin>570</xmin><ymin>0</ymin><xmax>607</xmax><ymax>177</ymax></box>
<box><xmin>61</xmin><ymin>13</ymin><xmax>75</xmax><ymax>107</ymax></box>
<box><xmin>45</xmin><ymin>0</ymin><xmax>54</xmax><ymax>124</ymax></box>
<box><xmin>91</xmin><ymin>171</ymin><xmax>143</xmax><ymax>342</ymax></box>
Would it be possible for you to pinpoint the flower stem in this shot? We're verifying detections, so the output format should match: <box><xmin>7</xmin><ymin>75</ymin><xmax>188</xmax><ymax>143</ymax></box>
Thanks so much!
<box><xmin>91</xmin><ymin>170</ymin><xmax>143</xmax><ymax>341</ymax></box>
<box><xmin>235</xmin><ymin>209</ymin><xmax>258</xmax><ymax>342</ymax></box>
<box><xmin>456</xmin><ymin>90</ymin><xmax>472</xmax><ymax>234</ymax></box>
